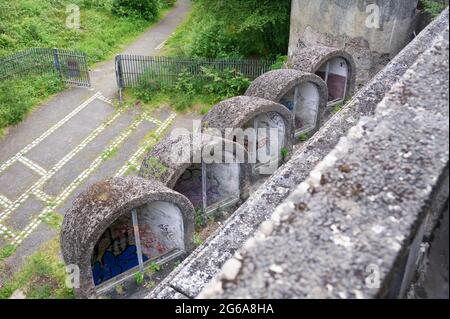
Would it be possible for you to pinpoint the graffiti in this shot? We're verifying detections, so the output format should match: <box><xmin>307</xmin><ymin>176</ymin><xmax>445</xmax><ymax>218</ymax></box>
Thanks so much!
<box><xmin>138</xmin><ymin>223</ymin><xmax>168</xmax><ymax>256</ymax></box>
<box><xmin>91</xmin><ymin>212</ymin><xmax>170</xmax><ymax>286</ymax></box>
<box><xmin>173</xmin><ymin>165</ymin><xmax>203</xmax><ymax>208</ymax></box>
<box><xmin>139</xmin><ymin>202</ymin><xmax>184</xmax><ymax>256</ymax></box>
<box><xmin>91</xmin><ymin>215</ymin><xmax>145</xmax><ymax>286</ymax></box>
<box><xmin>92</xmin><ymin>245</ymin><xmax>149</xmax><ymax>286</ymax></box>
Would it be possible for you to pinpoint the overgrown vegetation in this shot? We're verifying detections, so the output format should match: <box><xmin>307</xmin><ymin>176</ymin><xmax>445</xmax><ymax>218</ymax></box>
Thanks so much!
<box><xmin>419</xmin><ymin>0</ymin><xmax>448</xmax><ymax>18</ymax></box>
<box><xmin>165</xmin><ymin>0</ymin><xmax>291</xmax><ymax>59</ymax></box>
<box><xmin>0</xmin><ymin>0</ymin><xmax>175</xmax><ymax>136</ymax></box>
<box><xmin>0</xmin><ymin>238</ymin><xmax>74</xmax><ymax>299</ymax></box>
<box><xmin>129</xmin><ymin>66</ymin><xmax>251</xmax><ymax>113</ymax></box>
<box><xmin>0</xmin><ymin>72</ymin><xmax>66</xmax><ymax>136</ymax></box>
<box><xmin>0</xmin><ymin>0</ymin><xmax>174</xmax><ymax>60</ymax></box>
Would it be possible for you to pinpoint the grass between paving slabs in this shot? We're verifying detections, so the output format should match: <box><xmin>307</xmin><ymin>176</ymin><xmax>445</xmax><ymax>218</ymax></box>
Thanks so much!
<box><xmin>0</xmin><ymin>238</ymin><xmax>74</xmax><ymax>299</ymax></box>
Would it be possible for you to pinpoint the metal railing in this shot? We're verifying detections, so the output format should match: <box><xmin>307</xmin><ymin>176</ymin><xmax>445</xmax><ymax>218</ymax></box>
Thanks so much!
<box><xmin>115</xmin><ymin>55</ymin><xmax>275</xmax><ymax>89</ymax></box>
<box><xmin>0</xmin><ymin>48</ymin><xmax>90</xmax><ymax>87</ymax></box>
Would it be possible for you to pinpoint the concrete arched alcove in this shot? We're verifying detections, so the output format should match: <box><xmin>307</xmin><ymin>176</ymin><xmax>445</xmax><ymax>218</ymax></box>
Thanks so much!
<box><xmin>202</xmin><ymin>96</ymin><xmax>295</xmax><ymax>176</ymax></box>
<box><xmin>60</xmin><ymin>176</ymin><xmax>195</xmax><ymax>298</ymax></box>
<box><xmin>289</xmin><ymin>46</ymin><xmax>356</xmax><ymax>105</ymax></box>
<box><xmin>245</xmin><ymin>69</ymin><xmax>328</xmax><ymax>138</ymax></box>
<box><xmin>139</xmin><ymin>133</ymin><xmax>251</xmax><ymax>214</ymax></box>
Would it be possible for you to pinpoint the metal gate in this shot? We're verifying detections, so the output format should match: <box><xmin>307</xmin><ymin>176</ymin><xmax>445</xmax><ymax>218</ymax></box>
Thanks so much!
<box><xmin>53</xmin><ymin>48</ymin><xmax>91</xmax><ymax>87</ymax></box>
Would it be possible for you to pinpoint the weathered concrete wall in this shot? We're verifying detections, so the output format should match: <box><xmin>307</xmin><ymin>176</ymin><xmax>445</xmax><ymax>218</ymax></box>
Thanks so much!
<box><xmin>245</xmin><ymin>69</ymin><xmax>328</xmax><ymax>137</ymax></box>
<box><xmin>139</xmin><ymin>133</ymin><xmax>251</xmax><ymax>211</ymax></box>
<box><xmin>146</xmin><ymin>9</ymin><xmax>448</xmax><ymax>299</ymax></box>
<box><xmin>61</xmin><ymin>176</ymin><xmax>195</xmax><ymax>299</ymax></box>
<box><xmin>289</xmin><ymin>0</ymin><xmax>420</xmax><ymax>86</ymax></box>
<box><xmin>201</xmin><ymin>24</ymin><xmax>449</xmax><ymax>299</ymax></box>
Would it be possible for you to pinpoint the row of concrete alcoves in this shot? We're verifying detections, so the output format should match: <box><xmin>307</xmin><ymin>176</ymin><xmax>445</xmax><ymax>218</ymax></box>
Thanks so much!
<box><xmin>61</xmin><ymin>46</ymin><xmax>357</xmax><ymax>298</ymax></box>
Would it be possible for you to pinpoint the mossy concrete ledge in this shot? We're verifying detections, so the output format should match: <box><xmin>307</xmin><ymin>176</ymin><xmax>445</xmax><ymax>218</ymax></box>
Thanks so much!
<box><xmin>61</xmin><ymin>176</ymin><xmax>195</xmax><ymax>299</ymax></box>
<box><xmin>201</xmin><ymin>26</ymin><xmax>449</xmax><ymax>299</ymax></box>
<box><xmin>146</xmin><ymin>9</ymin><xmax>449</xmax><ymax>300</ymax></box>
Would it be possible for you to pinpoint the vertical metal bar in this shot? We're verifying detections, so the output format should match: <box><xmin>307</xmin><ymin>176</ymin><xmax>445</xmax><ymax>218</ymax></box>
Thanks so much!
<box><xmin>53</xmin><ymin>48</ymin><xmax>63</xmax><ymax>81</ymax></box>
<box><xmin>201</xmin><ymin>160</ymin><xmax>207</xmax><ymax>213</ymax></box>
<box><xmin>131</xmin><ymin>209</ymin><xmax>145</xmax><ymax>274</ymax></box>
<box><xmin>293</xmin><ymin>85</ymin><xmax>300</xmax><ymax>115</ymax></box>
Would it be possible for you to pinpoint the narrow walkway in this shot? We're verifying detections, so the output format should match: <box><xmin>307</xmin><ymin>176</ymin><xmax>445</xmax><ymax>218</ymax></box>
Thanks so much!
<box><xmin>0</xmin><ymin>0</ymin><xmax>192</xmax><ymax>285</ymax></box>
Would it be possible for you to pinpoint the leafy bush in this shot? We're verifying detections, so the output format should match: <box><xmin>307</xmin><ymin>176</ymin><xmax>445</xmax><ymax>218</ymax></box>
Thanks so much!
<box><xmin>202</xmin><ymin>67</ymin><xmax>251</xmax><ymax>99</ymax></box>
<box><xmin>166</xmin><ymin>0</ymin><xmax>291</xmax><ymax>59</ymax></box>
<box><xmin>112</xmin><ymin>0</ymin><xmax>161</xmax><ymax>21</ymax></box>
<box><xmin>133</xmin><ymin>78</ymin><xmax>163</xmax><ymax>103</ymax></box>
<box><xmin>132</xmin><ymin>65</ymin><xmax>251</xmax><ymax>112</ymax></box>
<box><xmin>270</xmin><ymin>55</ymin><xmax>288</xmax><ymax>70</ymax></box>
<box><xmin>420</xmin><ymin>0</ymin><xmax>447</xmax><ymax>17</ymax></box>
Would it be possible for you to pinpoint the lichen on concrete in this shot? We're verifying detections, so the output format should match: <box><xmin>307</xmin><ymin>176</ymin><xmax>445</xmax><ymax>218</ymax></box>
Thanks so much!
<box><xmin>202</xmin><ymin>25</ymin><xmax>449</xmax><ymax>299</ymax></box>
<box><xmin>146</xmin><ymin>9</ymin><xmax>449</xmax><ymax>300</ymax></box>
<box><xmin>60</xmin><ymin>176</ymin><xmax>195</xmax><ymax>298</ymax></box>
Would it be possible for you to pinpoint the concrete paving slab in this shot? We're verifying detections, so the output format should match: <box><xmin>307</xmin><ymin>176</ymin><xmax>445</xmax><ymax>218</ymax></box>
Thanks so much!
<box><xmin>0</xmin><ymin>88</ymin><xmax>94</xmax><ymax>163</ymax></box>
<box><xmin>3</xmin><ymin>222</ymin><xmax>57</xmax><ymax>275</ymax></box>
<box><xmin>25</xmin><ymin>99</ymin><xmax>115</xmax><ymax>170</ymax></box>
<box><xmin>0</xmin><ymin>162</ymin><xmax>40</xmax><ymax>202</ymax></box>
<box><xmin>2</xmin><ymin>197</ymin><xmax>45</xmax><ymax>232</ymax></box>
<box><xmin>42</xmin><ymin>110</ymin><xmax>137</xmax><ymax>197</ymax></box>
<box><xmin>59</xmin><ymin>120</ymin><xmax>158</xmax><ymax>215</ymax></box>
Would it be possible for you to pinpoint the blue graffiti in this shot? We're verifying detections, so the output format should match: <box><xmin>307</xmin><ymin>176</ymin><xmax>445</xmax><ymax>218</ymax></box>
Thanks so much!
<box><xmin>280</xmin><ymin>98</ymin><xmax>294</xmax><ymax>111</ymax></box>
<box><xmin>92</xmin><ymin>245</ymin><xmax>148</xmax><ymax>286</ymax></box>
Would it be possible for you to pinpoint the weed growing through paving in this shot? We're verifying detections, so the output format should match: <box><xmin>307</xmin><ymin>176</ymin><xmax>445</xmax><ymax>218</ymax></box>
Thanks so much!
<box><xmin>0</xmin><ymin>244</ymin><xmax>17</xmax><ymax>262</ymax></box>
<box><xmin>173</xmin><ymin>260</ymin><xmax>181</xmax><ymax>270</ymax></box>
<box><xmin>135</xmin><ymin>272</ymin><xmax>144</xmax><ymax>286</ymax></box>
<box><xmin>115</xmin><ymin>283</ymin><xmax>125</xmax><ymax>295</ymax></box>
<box><xmin>280</xmin><ymin>147</ymin><xmax>289</xmax><ymax>161</ymax></box>
<box><xmin>298</xmin><ymin>132</ymin><xmax>310</xmax><ymax>143</ymax></box>
<box><xmin>101</xmin><ymin>147</ymin><xmax>119</xmax><ymax>161</ymax></box>
<box><xmin>0</xmin><ymin>238</ymin><xmax>74</xmax><ymax>299</ymax></box>
<box><xmin>195</xmin><ymin>208</ymin><xmax>207</xmax><ymax>231</ymax></box>
<box><xmin>41</xmin><ymin>211</ymin><xmax>64</xmax><ymax>230</ymax></box>
<box><xmin>192</xmin><ymin>232</ymin><xmax>203</xmax><ymax>247</ymax></box>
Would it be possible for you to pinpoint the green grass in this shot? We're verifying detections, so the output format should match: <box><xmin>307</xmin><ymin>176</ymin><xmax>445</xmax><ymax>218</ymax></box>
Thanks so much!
<box><xmin>0</xmin><ymin>0</ymin><xmax>174</xmax><ymax>137</ymax></box>
<box><xmin>163</xmin><ymin>0</ymin><xmax>291</xmax><ymax>59</ymax></box>
<box><xmin>41</xmin><ymin>211</ymin><xmax>64</xmax><ymax>230</ymax></box>
<box><xmin>0</xmin><ymin>72</ymin><xmax>66</xmax><ymax>135</ymax></box>
<box><xmin>0</xmin><ymin>1</ymin><xmax>172</xmax><ymax>63</ymax></box>
<box><xmin>0</xmin><ymin>244</ymin><xmax>17</xmax><ymax>262</ymax></box>
<box><xmin>420</xmin><ymin>0</ymin><xmax>447</xmax><ymax>18</ymax></box>
<box><xmin>101</xmin><ymin>146</ymin><xmax>119</xmax><ymax>161</ymax></box>
<box><xmin>298</xmin><ymin>132</ymin><xmax>310</xmax><ymax>143</ymax></box>
<box><xmin>0</xmin><ymin>238</ymin><xmax>74</xmax><ymax>299</ymax></box>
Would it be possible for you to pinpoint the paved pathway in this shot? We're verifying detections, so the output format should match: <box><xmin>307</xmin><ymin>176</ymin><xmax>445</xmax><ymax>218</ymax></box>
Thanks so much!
<box><xmin>0</xmin><ymin>0</ymin><xmax>194</xmax><ymax>284</ymax></box>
